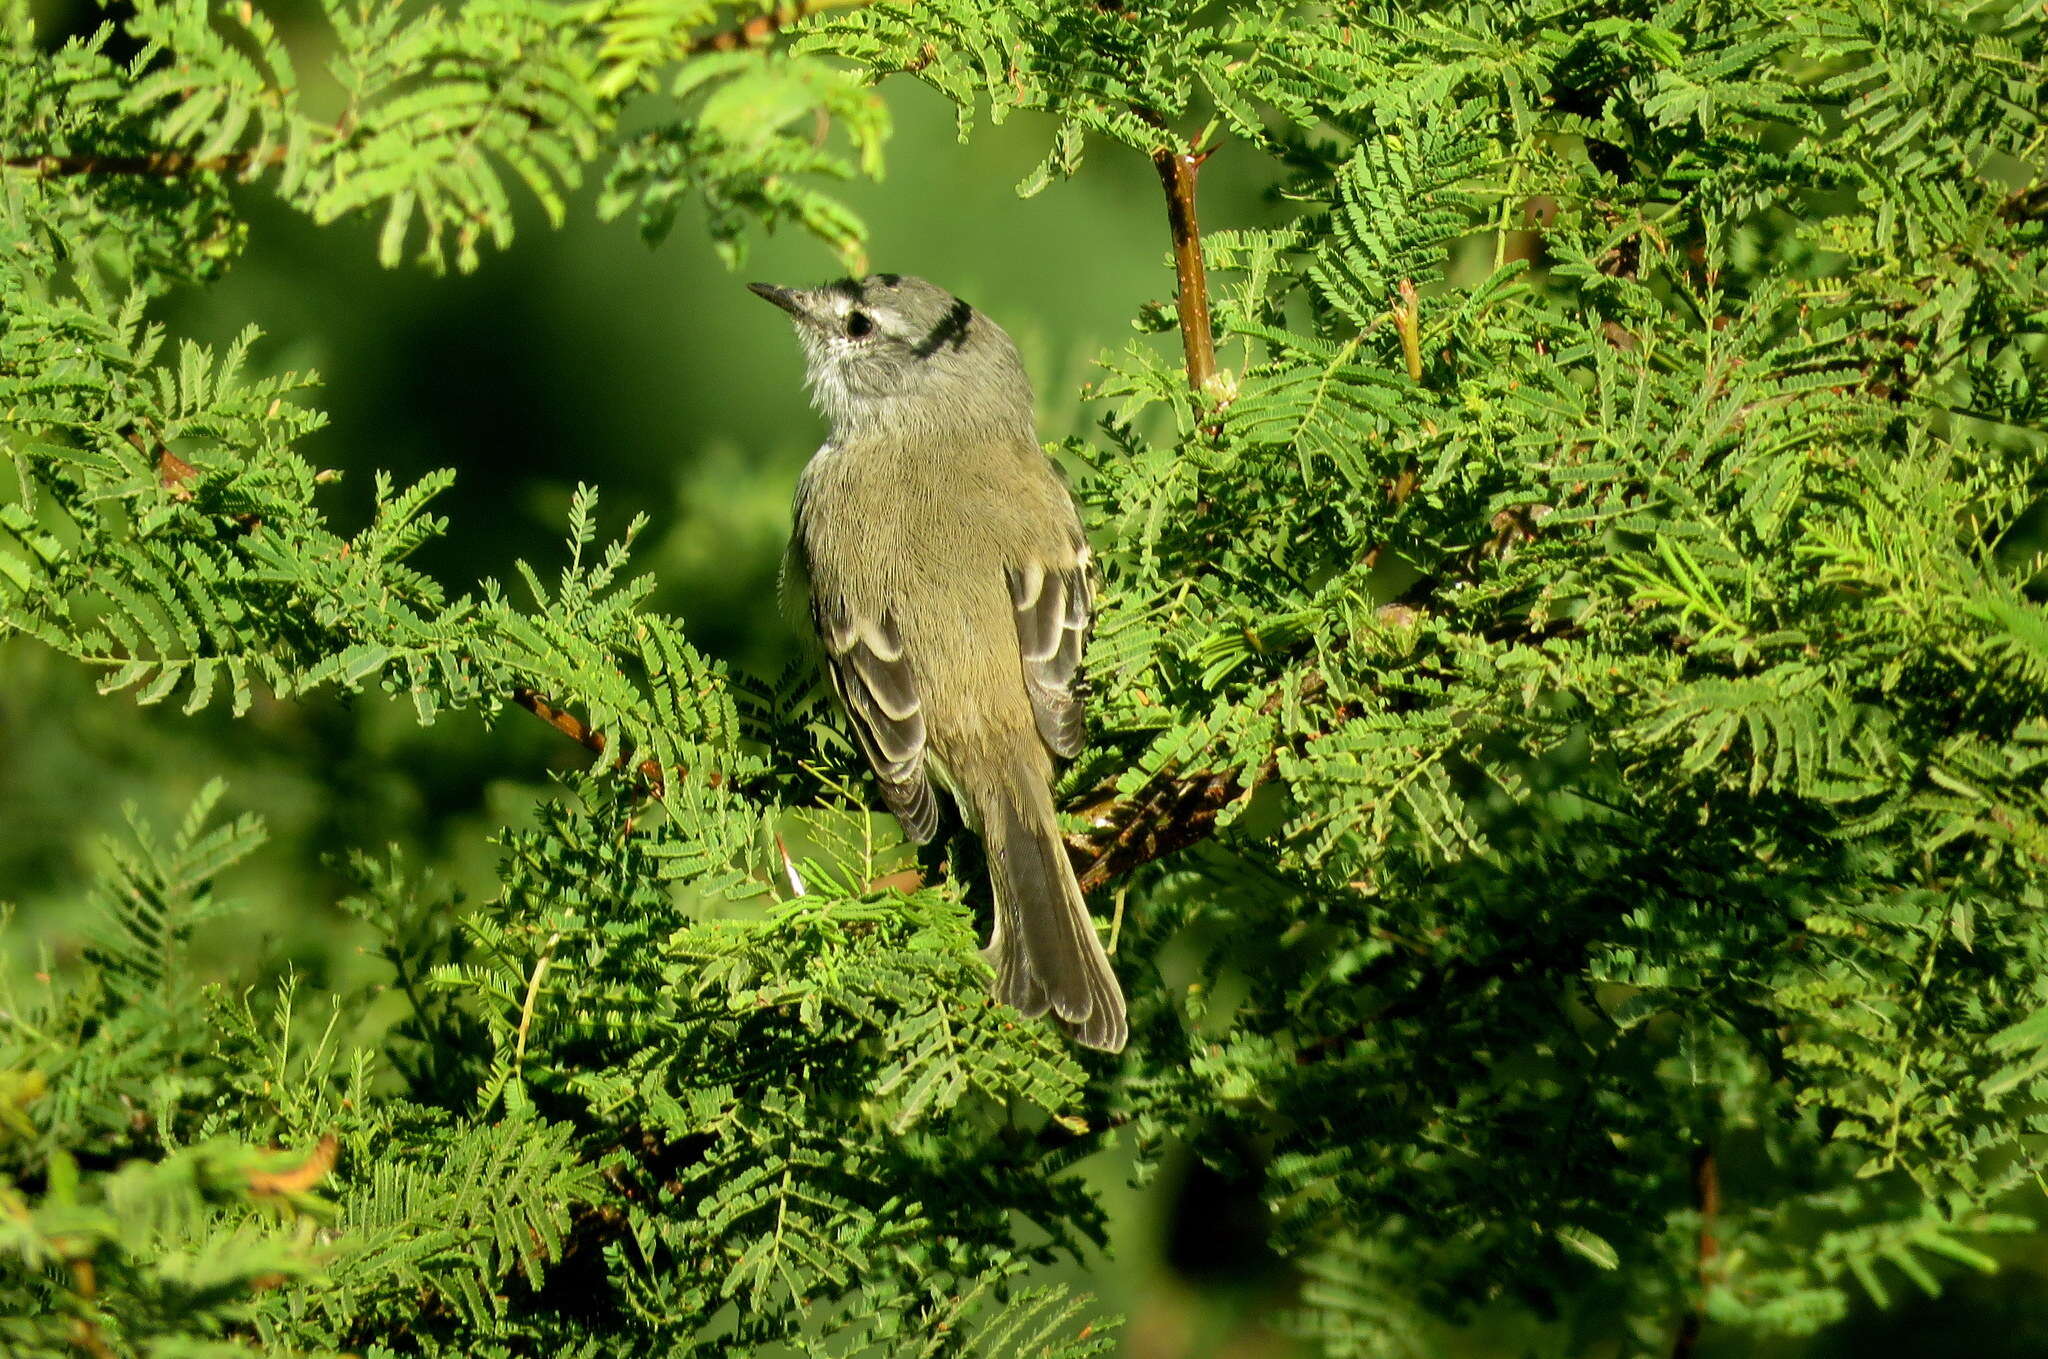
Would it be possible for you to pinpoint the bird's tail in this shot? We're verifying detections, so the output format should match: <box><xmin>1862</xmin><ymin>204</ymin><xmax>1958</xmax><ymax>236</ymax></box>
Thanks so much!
<box><xmin>978</xmin><ymin>770</ymin><xmax>1127</xmax><ymax>1052</ymax></box>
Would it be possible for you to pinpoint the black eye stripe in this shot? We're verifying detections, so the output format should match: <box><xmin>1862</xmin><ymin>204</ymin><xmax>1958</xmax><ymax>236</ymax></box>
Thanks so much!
<box><xmin>911</xmin><ymin>298</ymin><xmax>973</xmax><ymax>358</ymax></box>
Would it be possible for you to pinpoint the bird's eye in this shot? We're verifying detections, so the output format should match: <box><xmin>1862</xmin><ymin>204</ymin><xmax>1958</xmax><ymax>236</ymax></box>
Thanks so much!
<box><xmin>844</xmin><ymin>311</ymin><xmax>874</xmax><ymax>339</ymax></box>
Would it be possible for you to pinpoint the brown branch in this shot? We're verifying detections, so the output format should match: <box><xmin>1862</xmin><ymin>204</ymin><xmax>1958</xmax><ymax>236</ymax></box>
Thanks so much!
<box><xmin>1671</xmin><ymin>1144</ymin><xmax>1721</xmax><ymax>1359</ymax></box>
<box><xmin>66</xmin><ymin>1256</ymin><xmax>116</xmax><ymax>1359</ymax></box>
<box><xmin>1147</xmin><ymin>123</ymin><xmax>1218</xmax><ymax>396</ymax></box>
<box><xmin>1071</xmin><ymin>769</ymin><xmax>1241</xmax><ymax>895</ymax></box>
<box><xmin>151</xmin><ymin>443</ymin><xmax>201</xmax><ymax>501</ymax></box>
<box><xmin>1</xmin><ymin>147</ymin><xmax>283</xmax><ymax>177</ymax></box>
<box><xmin>511</xmin><ymin>688</ymin><xmax>673</xmax><ymax>796</ymax></box>
<box><xmin>245</xmin><ymin>1133</ymin><xmax>340</xmax><ymax>1199</ymax></box>
<box><xmin>1062</xmin><ymin>674</ymin><xmax>1351</xmax><ymax>895</ymax></box>
<box><xmin>686</xmin><ymin>0</ymin><xmax>860</xmax><ymax>54</ymax></box>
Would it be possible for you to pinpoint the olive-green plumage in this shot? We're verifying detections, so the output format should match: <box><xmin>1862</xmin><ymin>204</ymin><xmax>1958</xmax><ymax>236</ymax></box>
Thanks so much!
<box><xmin>751</xmin><ymin>274</ymin><xmax>1126</xmax><ymax>1052</ymax></box>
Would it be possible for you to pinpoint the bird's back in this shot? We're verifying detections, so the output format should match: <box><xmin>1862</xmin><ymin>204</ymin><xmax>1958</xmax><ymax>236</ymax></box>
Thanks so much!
<box><xmin>796</xmin><ymin>431</ymin><xmax>1068</xmax><ymax>765</ymax></box>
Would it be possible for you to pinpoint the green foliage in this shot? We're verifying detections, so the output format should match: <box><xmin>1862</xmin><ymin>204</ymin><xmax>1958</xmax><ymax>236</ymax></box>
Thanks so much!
<box><xmin>3</xmin><ymin>0</ymin><xmax>886</xmax><ymax>273</ymax></box>
<box><xmin>0</xmin><ymin>1137</ymin><xmax>334</xmax><ymax>1358</ymax></box>
<box><xmin>4</xmin><ymin>0</ymin><xmax>2048</xmax><ymax>1354</ymax></box>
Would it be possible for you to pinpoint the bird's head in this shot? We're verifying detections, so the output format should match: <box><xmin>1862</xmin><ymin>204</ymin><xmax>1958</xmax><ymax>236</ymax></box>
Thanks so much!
<box><xmin>749</xmin><ymin>273</ymin><xmax>1033</xmax><ymax>439</ymax></box>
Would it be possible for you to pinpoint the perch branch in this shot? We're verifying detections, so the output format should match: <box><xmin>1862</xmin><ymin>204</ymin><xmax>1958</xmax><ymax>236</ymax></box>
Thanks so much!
<box><xmin>1069</xmin><ymin>768</ymin><xmax>1244</xmax><ymax>895</ymax></box>
<box><xmin>1063</xmin><ymin>674</ymin><xmax>1349</xmax><ymax>895</ymax></box>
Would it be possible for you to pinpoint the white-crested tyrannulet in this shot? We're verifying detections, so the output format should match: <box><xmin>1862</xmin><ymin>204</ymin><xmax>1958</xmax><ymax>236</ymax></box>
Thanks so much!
<box><xmin>751</xmin><ymin>273</ymin><xmax>1127</xmax><ymax>1053</ymax></box>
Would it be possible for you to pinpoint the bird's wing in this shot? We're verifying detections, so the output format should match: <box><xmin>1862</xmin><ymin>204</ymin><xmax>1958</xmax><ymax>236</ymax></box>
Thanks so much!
<box><xmin>813</xmin><ymin>594</ymin><xmax>939</xmax><ymax>843</ymax></box>
<box><xmin>1007</xmin><ymin>548</ymin><xmax>1094</xmax><ymax>758</ymax></box>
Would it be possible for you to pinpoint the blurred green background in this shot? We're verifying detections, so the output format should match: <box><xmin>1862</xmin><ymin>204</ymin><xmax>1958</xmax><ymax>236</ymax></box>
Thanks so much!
<box><xmin>8</xmin><ymin>4</ymin><xmax>2046</xmax><ymax>1355</ymax></box>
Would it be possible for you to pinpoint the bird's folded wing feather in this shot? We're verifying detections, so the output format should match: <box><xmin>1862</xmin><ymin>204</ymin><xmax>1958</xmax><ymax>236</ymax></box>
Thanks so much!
<box><xmin>1007</xmin><ymin>552</ymin><xmax>1094</xmax><ymax>758</ymax></box>
<box><xmin>814</xmin><ymin>595</ymin><xmax>939</xmax><ymax>843</ymax></box>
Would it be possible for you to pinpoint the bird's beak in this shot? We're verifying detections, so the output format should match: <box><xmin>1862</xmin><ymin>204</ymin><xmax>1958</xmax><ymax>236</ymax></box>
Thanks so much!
<box><xmin>748</xmin><ymin>282</ymin><xmax>805</xmax><ymax>317</ymax></box>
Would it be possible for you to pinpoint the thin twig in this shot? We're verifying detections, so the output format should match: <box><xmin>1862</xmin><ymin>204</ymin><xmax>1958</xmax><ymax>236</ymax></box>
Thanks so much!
<box><xmin>1671</xmin><ymin>1144</ymin><xmax>1721</xmax><ymax>1359</ymax></box>
<box><xmin>511</xmin><ymin>688</ymin><xmax>674</xmax><ymax>796</ymax></box>
<box><xmin>514</xmin><ymin>930</ymin><xmax>563</xmax><ymax>1068</ymax></box>
<box><xmin>1146</xmin><ymin>120</ymin><xmax>1218</xmax><ymax>395</ymax></box>
<box><xmin>66</xmin><ymin>1258</ymin><xmax>115</xmax><ymax>1359</ymax></box>
<box><xmin>0</xmin><ymin>147</ymin><xmax>284</xmax><ymax>177</ymax></box>
<box><xmin>1392</xmin><ymin>278</ymin><xmax>1423</xmax><ymax>383</ymax></box>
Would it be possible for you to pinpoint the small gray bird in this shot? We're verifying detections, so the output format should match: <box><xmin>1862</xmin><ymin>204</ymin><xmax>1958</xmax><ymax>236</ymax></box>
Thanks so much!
<box><xmin>750</xmin><ymin>273</ymin><xmax>1127</xmax><ymax>1053</ymax></box>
